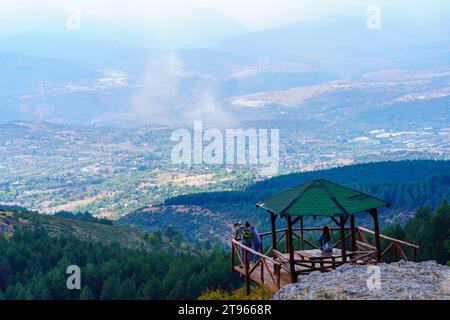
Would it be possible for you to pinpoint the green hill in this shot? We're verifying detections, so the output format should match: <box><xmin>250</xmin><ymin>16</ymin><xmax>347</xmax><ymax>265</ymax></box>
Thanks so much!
<box><xmin>0</xmin><ymin>209</ymin><xmax>241</xmax><ymax>300</ymax></box>
<box><xmin>0</xmin><ymin>209</ymin><xmax>163</xmax><ymax>251</ymax></box>
<box><xmin>120</xmin><ymin>160</ymin><xmax>450</xmax><ymax>243</ymax></box>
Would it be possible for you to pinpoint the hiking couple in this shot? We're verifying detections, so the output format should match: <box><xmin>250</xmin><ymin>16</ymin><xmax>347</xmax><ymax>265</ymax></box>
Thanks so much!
<box><xmin>233</xmin><ymin>221</ymin><xmax>262</xmax><ymax>265</ymax></box>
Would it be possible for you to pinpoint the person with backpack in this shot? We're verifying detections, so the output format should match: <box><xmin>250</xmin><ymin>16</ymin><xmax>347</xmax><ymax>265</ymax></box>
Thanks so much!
<box><xmin>245</xmin><ymin>221</ymin><xmax>262</xmax><ymax>263</ymax></box>
<box><xmin>233</xmin><ymin>222</ymin><xmax>252</xmax><ymax>264</ymax></box>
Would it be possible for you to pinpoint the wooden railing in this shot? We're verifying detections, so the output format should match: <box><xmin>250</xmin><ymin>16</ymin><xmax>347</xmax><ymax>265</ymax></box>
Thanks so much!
<box><xmin>357</xmin><ymin>227</ymin><xmax>419</xmax><ymax>262</ymax></box>
<box><xmin>231</xmin><ymin>226</ymin><xmax>419</xmax><ymax>294</ymax></box>
<box><xmin>257</xmin><ymin>226</ymin><xmax>419</xmax><ymax>262</ymax></box>
<box><xmin>258</xmin><ymin>227</ymin><xmax>353</xmax><ymax>255</ymax></box>
<box><xmin>231</xmin><ymin>239</ymin><xmax>281</xmax><ymax>293</ymax></box>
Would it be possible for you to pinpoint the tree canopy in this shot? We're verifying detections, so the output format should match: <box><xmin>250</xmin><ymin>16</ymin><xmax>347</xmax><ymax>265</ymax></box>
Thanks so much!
<box><xmin>0</xmin><ymin>228</ymin><xmax>241</xmax><ymax>300</ymax></box>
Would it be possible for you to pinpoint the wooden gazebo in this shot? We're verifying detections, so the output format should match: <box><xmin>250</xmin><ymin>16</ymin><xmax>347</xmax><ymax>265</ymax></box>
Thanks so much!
<box><xmin>256</xmin><ymin>179</ymin><xmax>390</xmax><ymax>283</ymax></box>
<box><xmin>230</xmin><ymin>179</ymin><xmax>419</xmax><ymax>294</ymax></box>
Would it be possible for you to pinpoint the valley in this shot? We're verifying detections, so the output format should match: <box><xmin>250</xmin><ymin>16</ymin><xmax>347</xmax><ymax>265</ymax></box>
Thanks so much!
<box><xmin>0</xmin><ymin>120</ymin><xmax>448</xmax><ymax>219</ymax></box>
<box><xmin>0</xmin><ymin>0</ymin><xmax>449</xmax><ymax>303</ymax></box>
<box><xmin>124</xmin><ymin>160</ymin><xmax>450</xmax><ymax>243</ymax></box>
<box><xmin>1</xmin><ymin>9</ymin><xmax>449</xmax><ymax>222</ymax></box>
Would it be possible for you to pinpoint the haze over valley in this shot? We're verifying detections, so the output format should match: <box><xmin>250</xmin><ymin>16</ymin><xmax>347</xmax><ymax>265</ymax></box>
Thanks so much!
<box><xmin>0</xmin><ymin>0</ymin><xmax>449</xmax><ymax>222</ymax></box>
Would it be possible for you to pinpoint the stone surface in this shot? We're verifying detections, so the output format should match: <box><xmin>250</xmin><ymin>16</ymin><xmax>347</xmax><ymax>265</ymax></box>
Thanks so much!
<box><xmin>273</xmin><ymin>261</ymin><xmax>450</xmax><ymax>300</ymax></box>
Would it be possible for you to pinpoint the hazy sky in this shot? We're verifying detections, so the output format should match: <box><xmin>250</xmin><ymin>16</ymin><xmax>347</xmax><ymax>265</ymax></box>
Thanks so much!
<box><xmin>0</xmin><ymin>0</ymin><xmax>442</xmax><ymax>33</ymax></box>
<box><xmin>184</xmin><ymin>0</ymin><xmax>379</xmax><ymax>28</ymax></box>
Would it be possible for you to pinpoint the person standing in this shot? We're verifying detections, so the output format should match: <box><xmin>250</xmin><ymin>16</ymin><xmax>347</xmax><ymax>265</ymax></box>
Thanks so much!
<box><xmin>232</xmin><ymin>222</ymin><xmax>244</xmax><ymax>242</ymax></box>
<box><xmin>245</xmin><ymin>221</ymin><xmax>262</xmax><ymax>263</ymax></box>
<box><xmin>233</xmin><ymin>222</ymin><xmax>250</xmax><ymax>263</ymax></box>
<box><xmin>242</xmin><ymin>222</ymin><xmax>254</xmax><ymax>262</ymax></box>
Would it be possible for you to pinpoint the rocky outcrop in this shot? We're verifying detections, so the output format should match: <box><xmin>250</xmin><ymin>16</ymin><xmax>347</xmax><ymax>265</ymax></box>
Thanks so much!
<box><xmin>274</xmin><ymin>261</ymin><xmax>450</xmax><ymax>300</ymax></box>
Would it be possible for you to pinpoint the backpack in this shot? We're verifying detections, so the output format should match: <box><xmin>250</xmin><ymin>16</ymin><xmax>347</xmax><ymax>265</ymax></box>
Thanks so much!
<box><xmin>242</xmin><ymin>227</ymin><xmax>253</xmax><ymax>240</ymax></box>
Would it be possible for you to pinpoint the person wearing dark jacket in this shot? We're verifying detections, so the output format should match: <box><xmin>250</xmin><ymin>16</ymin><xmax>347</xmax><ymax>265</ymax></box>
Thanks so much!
<box><xmin>245</xmin><ymin>221</ymin><xmax>262</xmax><ymax>262</ymax></box>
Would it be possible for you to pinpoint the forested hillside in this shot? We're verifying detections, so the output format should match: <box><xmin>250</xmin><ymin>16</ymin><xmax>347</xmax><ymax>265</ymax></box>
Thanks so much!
<box><xmin>166</xmin><ymin>161</ymin><xmax>450</xmax><ymax>211</ymax></box>
<box><xmin>0</xmin><ymin>209</ymin><xmax>240</xmax><ymax>300</ymax></box>
<box><xmin>0</xmin><ymin>229</ymin><xmax>240</xmax><ymax>300</ymax></box>
<box><xmin>1</xmin><ymin>202</ymin><xmax>447</xmax><ymax>301</ymax></box>
<box><xmin>121</xmin><ymin>161</ymin><xmax>450</xmax><ymax>243</ymax></box>
<box><xmin>0</xmin><ymin>209</ymin><xmax>160</xmax><ymax>251</ymax></box>
<box><xmin>165</xmin><ymin>172</ymin><xmax>450</xmax><ymax>219</ymax></box>
<box><xmin>383</xmin><ymin>200</ymin><xmax>450</xmax><ymax>265</ymax></box>
<box><xmin>0</xmin><ymin>188</ymin><xmax>448</xmax><ymax>300</ymax></box>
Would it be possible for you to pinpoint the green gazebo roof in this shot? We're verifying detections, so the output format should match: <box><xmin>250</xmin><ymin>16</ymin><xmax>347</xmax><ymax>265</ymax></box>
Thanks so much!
<box><xmin>256</xmin><ymin>179</ymin><xmax>390</xmax><ymax>217</ymax></box>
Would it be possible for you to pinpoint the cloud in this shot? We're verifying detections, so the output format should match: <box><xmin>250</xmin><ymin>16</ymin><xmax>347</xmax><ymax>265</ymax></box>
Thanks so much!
<box><xmin>93</xmin><ymin>52</ymin><xmax>231</xmax><ymax>126</ymax></box>
<box><xmin>130</xmin><ymin>53</ymin><xmax>184</xmax><ymax>124</ymax></box>
<box><xmin>184</xmin><ymin>90</ymin><xmax>232</xmax><ymax>124</ymax></box>
<box><xmin>2</xmin><ymin>0</ymin><xmax>442</xmax><ymax>34</ymax></box>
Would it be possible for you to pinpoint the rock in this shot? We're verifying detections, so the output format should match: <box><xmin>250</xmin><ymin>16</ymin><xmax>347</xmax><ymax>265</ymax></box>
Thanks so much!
<box><xmin>273</xmin><ymin>261</ymin><xmax>450</xmax><ymax>300</ymax></box>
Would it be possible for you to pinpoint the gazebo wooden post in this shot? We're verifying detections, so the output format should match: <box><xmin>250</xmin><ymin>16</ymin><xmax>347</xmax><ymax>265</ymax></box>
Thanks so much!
<box><xmin>270</xmin><ymin>211</ymin><xmax>280</xmax><ymax>275</ymax></box>
<box><xmin>286</xmin><ymin>215</ymin><xmax>297</xmax><ymax>283</ymax></box>
<box><xmin>369</xmin><ymin>208</ymin><xmax>382</xmax><ymax>262</ymax></box>
<box><xmin>299</xmin><ymin>216</ymin><xmax>304</xmax><ymax>250</ymax></box>
<box><xmin>269</xmin><ymin>211</ymin><xmax>277</xmax><ymax>251</ymax></box>
<box><xmin>244</xmin><ymin>248</ymin><xmax>250</xmax><ymax>295</ymax></box>
<box><xmin>339</xmin><ymin>216</ymin><xmax>347</xmax><ymax>263</ymax></box>
<box><xmin>350</xmin><ymin>214</ymin><xmax>356</xmax><ymax>252</ymax></box>
<box><xmin>230</xmin><ymin>243</ymin><xmax>235</xmax><ymax>272</ymax></box>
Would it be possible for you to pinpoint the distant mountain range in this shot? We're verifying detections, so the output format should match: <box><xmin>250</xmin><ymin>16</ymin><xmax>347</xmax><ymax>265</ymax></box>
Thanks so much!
<box><xmin>1</xmin><ymin>11</ymin><xmax>449</xmax><ymax>126</ymax></box>
<box><xmin>215</xmin><ymin>13</ymin><xmax>450</xmax><ymax>71</ymax></box>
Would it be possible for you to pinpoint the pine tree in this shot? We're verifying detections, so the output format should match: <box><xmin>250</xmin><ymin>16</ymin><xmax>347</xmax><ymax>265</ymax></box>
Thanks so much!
<box><xmin>138</xmin><ymin>277</ymin><xmax>163</xmax><ymax>300</ymax></box>
<box><xmin>79</xmin><ymin>286</ymin><xmax>95</xmax><ymax>300</ymax></box>
<box><xmin>117</xmin><ymin>279</ymin><xmax>137</xmax><ymax>300</ymax></box>
<box><xmin>100</xmin><ymin>275</ymin><xmax>120</xmax><ymax>300</ymax></box>
<box><xmin>430</xmin><ymin>200</ymin><xmax>450</xmax><ymax>264</ymax></box>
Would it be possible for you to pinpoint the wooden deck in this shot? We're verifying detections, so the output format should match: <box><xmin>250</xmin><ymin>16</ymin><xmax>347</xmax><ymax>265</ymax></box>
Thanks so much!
<box><xmin>232</xmin><ymin>250</ymin><xmax>352</xmax><ymax>293</ymax></box>
<box><xmin>233</xmin><ymin>260</ymin><xmax>290</xmax><ymax>292</ymax></box>
<box><xmin>231</xmin><ymin>226</ymin><xmax>419</xmax><ymax>294</ymax></box>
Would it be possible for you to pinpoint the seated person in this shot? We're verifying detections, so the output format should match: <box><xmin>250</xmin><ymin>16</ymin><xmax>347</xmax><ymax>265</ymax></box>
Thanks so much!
<box><xmin>318</xmin><ymin>226</ymin><xmax>333</xmax><ymax>252</ymax></box>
